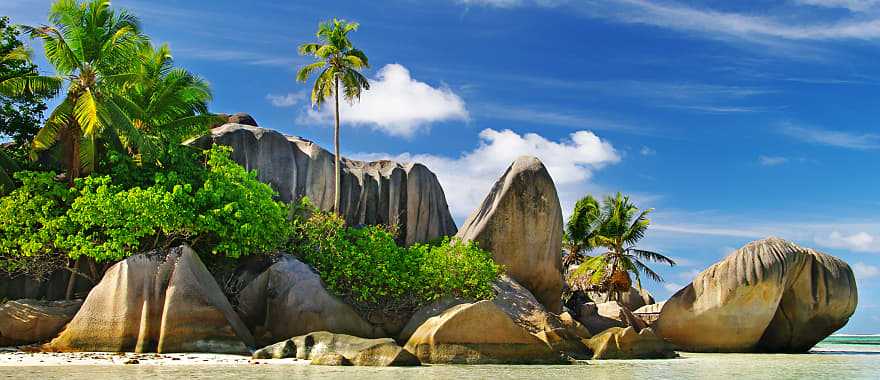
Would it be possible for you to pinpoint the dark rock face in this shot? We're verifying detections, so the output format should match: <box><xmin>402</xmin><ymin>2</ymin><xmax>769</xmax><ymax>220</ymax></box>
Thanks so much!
<box><xmin>227</xmin><ymin>112</ymin><xmax>258</xmax><ymax>127</ymax></box>
<box><xmin>253</xmin><ymin>332</ymin><xmax>419</xmax><ymax>366</ymax></box>
<box><xmin>187</xmin><ymin>124</ymin><xmax>457</xmax><ymax>245</ymax></box>
<box><xmin>0</xmin><ymin>299</ymin><xmax>82</xmax><ymax>346</ymax></box>
<box><xmin>655</xmin><ymin>237</ymin><xmax>858</xmax><ymax>353</ymax></box>
<box><xmin>236</xmin><ymin>256</ymin><xmax>384</xmax><ymax>346</ymax></box>
<box><xmin>45</xmin><ymin>246</ymin><xmax>254</xmax><ymax>354</ymax></box>
<box><xmin>455</xmin><ymin>156</ymin><xmax>564</xmax><ymax>313</ymax></box>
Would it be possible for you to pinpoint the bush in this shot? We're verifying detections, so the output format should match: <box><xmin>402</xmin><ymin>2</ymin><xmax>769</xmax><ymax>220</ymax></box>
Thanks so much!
<box><xmin>291</xmin><ymin>199</ymin><xmax>502</xmax><ymax>309</ymax></box>
<box><xmin>0</xmin><ymin>145</ymin><xmax>291</xmax><ymax>272</ymax></box>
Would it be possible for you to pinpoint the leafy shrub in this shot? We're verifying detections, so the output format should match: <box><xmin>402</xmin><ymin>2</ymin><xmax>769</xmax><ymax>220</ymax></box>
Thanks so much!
<box><xmin>0</xmin><ymin>145</ymin><xmax>291</xmax><ymax>272</ymax></box>
<box><xmin>291</xmin><ymin>199</ymin><xmax>502</xmax><ymax>308</ymax></box>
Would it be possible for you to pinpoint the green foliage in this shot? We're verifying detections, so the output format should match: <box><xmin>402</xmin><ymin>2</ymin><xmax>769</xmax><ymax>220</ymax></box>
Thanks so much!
<box><xmin>292</xmin><ymin>199</ymin><xmax>501</xmax><ymax>307</ymax></box>
<box><xmin>0</xmin><ymin>16</ymin><xmax>49</xmax><ymax>150</ymax></box>
<box><xmin>0</xmin><ymin>146</ymin><xmax>291</xmax><ymax>272</ymax></box>
<box><xmin>566</xmin><ymin>192</ymin><xmax>676</xmax><ymax>296</ymax></box>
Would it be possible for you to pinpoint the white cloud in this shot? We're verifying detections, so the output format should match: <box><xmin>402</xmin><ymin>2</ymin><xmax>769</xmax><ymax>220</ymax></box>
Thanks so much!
<box><xmin>353</xmin><ymin>128</ymin><xmax>620</xmax><ymax>219</ymax></box>
<box><xmin>853</xmin><ymin>262</ymin><xmax>880</xmax><ymax>279</ymax></box>
<box><xmin>780</xmin><ymin>124</ymin><xmax>880</xmax><ymax>150</ymax></box>
<box><xmin>816</xmin><ymin>231</ymin><xmax>880</xmax><ymax>252</ymax></box>
<box><xmin>266</xmin><ymin>92</ymin><xmax>306</xmax><ymax>108</ymax></box>
<box><xmin>759</xmin><ymin>155</ymin><xmax>789</xmax><ymax>166</ymax></box>
<box><xmin>640</xmin><ymin>146</ymin><xmax>656</xmax><ymax>156</ymax></box>
<box><xmin>304</xmin><ymin>64</ymin><xmax>468</xmax><ymax>137</ymax></box>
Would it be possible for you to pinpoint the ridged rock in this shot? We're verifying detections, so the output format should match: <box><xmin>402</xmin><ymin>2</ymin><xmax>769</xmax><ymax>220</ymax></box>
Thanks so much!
<box><xmin>45</xmin><ymin>246</ymin><xmax>254</xmax><ymax>354</ymax></box>
<box><xmin>237</xmin><ymin>256</ymin><xmax>385</xmax><ymax>346</ymax></box>
<box><xmin>455</xmin><ymin>156</ymin><xmax>564</xmax><ymax>313</ymax></box>
<box><xmin>655</xmin><ymin>237</ymin><xmax>858</xmax><ymax>353</ymax></box>
<box><xmin>187</xmin><ymin>124</ymin><xmax>457</xmax><ymax>245</ymax></box>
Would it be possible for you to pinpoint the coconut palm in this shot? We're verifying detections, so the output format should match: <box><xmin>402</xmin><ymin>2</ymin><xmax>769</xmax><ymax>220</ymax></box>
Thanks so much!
<box><xmin>568</xmin><ymin>192</ymin><xmax>676</xmax><ymax>301</ymax></box>
<box><xmin>296</xmin><ymin>18</ymin><xmax>370</xmax><ymax>214</ymax></box>
<box><xmin>13</xmin><ymin>0</ymin><xmax>150</xmax><ymax>184</ymax></box>
<box><xmin>563</xmin><ymin>194</ymin><xmax>601</xmax><ymax>267</ymax></box>
<box><xmin>111</xmin><ymin>43</ymin><xmax>219</xmax><ymax>162</ymax></box>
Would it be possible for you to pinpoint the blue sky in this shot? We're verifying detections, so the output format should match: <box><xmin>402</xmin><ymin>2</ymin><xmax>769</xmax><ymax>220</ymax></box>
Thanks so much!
<box><xmin>5</xmin><ymin>0</ymin><xmax>880</xmax><ymax>333</ymax></box>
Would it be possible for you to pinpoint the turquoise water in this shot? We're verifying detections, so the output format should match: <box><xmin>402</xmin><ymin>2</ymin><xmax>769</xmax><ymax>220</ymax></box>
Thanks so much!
<box><xmin>1</xmin><ymin>337</ymin><xmax>878</xmax><ymax>379</ymax></box>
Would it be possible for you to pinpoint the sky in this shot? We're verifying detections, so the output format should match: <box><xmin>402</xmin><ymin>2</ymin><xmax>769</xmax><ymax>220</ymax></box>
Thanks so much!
<box><xmin>4</xmin><ymin>0</ymin><xmax>880</xmax><ymax>333</ymax></box>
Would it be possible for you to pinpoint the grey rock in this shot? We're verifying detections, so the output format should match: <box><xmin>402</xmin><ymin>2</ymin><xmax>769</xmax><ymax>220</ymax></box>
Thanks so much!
<box><xmin>186</xmin><ymin>124</ymin><xmax>457</xmax><ymax>245</ymax></box>
<box><xmin>253</xmin><ymin>332</ymin><xmax>419</xmax><ymax>366</ymax></box>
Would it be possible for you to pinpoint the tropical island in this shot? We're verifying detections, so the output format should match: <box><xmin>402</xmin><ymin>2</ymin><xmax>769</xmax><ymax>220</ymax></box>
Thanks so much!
<box><xmin>0</xmin><ymin>0</ymin><xmax>865</xmax><ymax>374</ymax></box>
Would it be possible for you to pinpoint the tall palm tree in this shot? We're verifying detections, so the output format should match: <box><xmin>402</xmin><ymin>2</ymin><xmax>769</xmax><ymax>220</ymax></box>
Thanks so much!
<box><xmin>296</xmin><ymin>18</ymin><xmax>370</xmax><ymax>214</ymax></box>
<box><xmin>563</xmin><ymin>194</ymin><xmax>601</xmax><ymax>267</ymax></box>
<box><xmin>13</xmin><ymin>0</ymin><xmax>150</xmax><ymax>185</ymax></box>
<box><xmin>568</xmin><ymin>192</ymin><xmax>676</xmax><ymax>302</ymax></box>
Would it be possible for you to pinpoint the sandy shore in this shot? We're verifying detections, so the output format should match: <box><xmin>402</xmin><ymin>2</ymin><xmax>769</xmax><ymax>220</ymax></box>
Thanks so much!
<box><xmin>0</xmin><ymin>347</ymin><xmax>305</xmax><ymax>366</ymax></box>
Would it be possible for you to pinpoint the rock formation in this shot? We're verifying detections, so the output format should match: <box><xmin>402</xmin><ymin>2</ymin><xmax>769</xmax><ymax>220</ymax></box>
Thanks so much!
<box><xmin>577</xmin><ymin>302</ymin><xmax>647</xmax><ymax>335</ymax></box>
<box><xmin>0</xmin><ymin>299</ymin><xmax>82</xmax><ymax>346</ymax></box>
<box><xmin>455</xmin><ymin>156</ymin><xmax>564</xmax><ymax>313</ymax></box>
<box><xmin>401</xmin><ymin>276</ymin><xmax>588</xmax><ymax>364</ymax></box>
<box><xmin>253</xmin><ymin>332</ymin><xmax>419</xmax><ymax>366</ymax></box>
<box><xmin>45</xmin><ymin>246</ymin><xmax>254</xmax><ymax>354</ymax></box>
<box><xmin>586</xmin><ymin>326</ymin><xmax>677</xmax><ymax>359</ymax></box>
<box><xmin>237</xmin><ymin>256</ymin><xmax>384</xmax><ymax>346</ymax></box>
<box><xmin>587</xmin><ymin>287</ymin><xmax>655</xmax><ymax>311</ymax></box>
<box><xmin>655</xmin><ymin>237</ymin><xmax>858</xmax><ymax>353</ymax></box>
<box><xmin>187</xmin><ymin>124</ymin><xmax>457</xmax><ymax>245</ymax></box>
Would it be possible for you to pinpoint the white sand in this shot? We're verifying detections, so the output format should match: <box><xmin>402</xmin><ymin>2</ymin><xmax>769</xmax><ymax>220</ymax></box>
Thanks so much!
<box><xmin>0</xmin><ymin>347</ymin><xmax>306</xmax><ymax>366</ymax></box>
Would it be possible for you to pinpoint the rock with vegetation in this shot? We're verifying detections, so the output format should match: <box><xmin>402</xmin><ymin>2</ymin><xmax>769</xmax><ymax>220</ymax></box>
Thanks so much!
<box><xmin>0</xmin><ymin>299</ymin><xmax>82</xmax><ymax>346</ymax></box>
<box><xmin>237</xmin><ymin>255</ymin><xmax>385</xmax><ymax>346</ymax></box>
<box><xmin>45</xmin><ymin>246</ymin><xmax>254</xmax><ymax>354</ymax></box>
<box><xmin>455</xmin><ymin>156</ymin><xmax>564</xmax><ymax>313</ymax></box>
<box><xmin>655</xmin><ymin>237</ymin><xmax>858</xmax><ymax>353</ymax></box>
<box><xmin>402</xmin><ymin>276</ymin><xmax>589</xmax><ymax>364</ymax></box>
<box><xmin>586</xmin><ymin>326</ymin><xmax>677</xmax><ymax>360</ymax></box>
<box><xmin>253</xmin><ymin>331</ymin><xmax>419</xmax><ymax>366</ymax></box>
<box><xmin>186</xmin><ymin>123</ymin><xmax>457</xmax><ymax>245</ymax></box>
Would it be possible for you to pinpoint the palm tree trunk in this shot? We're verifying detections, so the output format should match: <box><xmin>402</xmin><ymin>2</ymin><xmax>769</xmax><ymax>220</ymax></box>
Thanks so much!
<box><xmin>64</xmin><ymin>126</ymin><xmax>82</xmax><ymax>300</ymax></box>
<box><xmin>65</xmin><ymin>256</ymin><xmax>81</xmax><ymax>300</ymax></box>
<box><xmin>333</xmin><ymin>75</ymin><xmax>341</xmax><ymax>215</ymax></box>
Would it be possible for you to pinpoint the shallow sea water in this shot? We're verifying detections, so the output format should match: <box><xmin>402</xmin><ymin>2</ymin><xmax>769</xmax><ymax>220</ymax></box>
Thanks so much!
<box><xmin>1</xmin><ymin>338</ymin><xmax>878</xmax><ymax>379</ymax></box>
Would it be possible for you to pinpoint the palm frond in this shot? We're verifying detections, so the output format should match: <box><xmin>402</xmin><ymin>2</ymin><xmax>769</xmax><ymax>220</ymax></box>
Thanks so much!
<box><xmin>628</xmin><ymin>248</ymin><xmax>676</xmax><ymax>266</ymax></box>
<box><xmin>627</xmin><ymin>256</ymin><xmax>665</xmax><ymax>283</ymax></box>
<box><xmin>296</xmin><ymin>61</ymin><xmax>326</xmax><ymax>83</ymax></box>
<box><xmin>33</xmin><ymin>99</ymin><xmax>74</xmax><ymax>152</ymax></box>
<box><xmin>74</xmin><ymin>89</ymin><xmax>101</xmax><ymax>137</ymax></box>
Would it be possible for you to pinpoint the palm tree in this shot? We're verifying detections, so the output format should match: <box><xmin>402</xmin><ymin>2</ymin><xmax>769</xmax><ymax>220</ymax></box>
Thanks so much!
<box><xmin>111</xmin><ymin>43</ymin><xmax>219</xmax><ymax>162</ymax></box>
<box><xmin>563</xmin><ymin>194</ymin><xmax>601</xmax><ymax>267</ymax></box>
<box><xmin>296</xmin><ymin>18</ymin><xmax>370</xmax><ymax>214</ymax></box>
<box><xmin>568</xmin><ymin>192</ymin><xmax>676</xmax><ymax>302</ymax></box>
<box><xmin>12</xmin><ymin>0</ymin><xmax>150</xmax><ymax>185</ymax></box>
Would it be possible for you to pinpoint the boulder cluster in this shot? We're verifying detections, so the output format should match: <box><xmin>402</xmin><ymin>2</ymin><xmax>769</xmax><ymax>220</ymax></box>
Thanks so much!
<box><xmin>0</xmin><ymin>122</ymin><xmax>859</xmax><ymax>364</ymax></box>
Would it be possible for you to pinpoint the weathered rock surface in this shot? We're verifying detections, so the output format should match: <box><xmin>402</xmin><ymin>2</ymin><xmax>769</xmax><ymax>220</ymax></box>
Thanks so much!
<box><xmin>456</xmin><ymin>156</ymin><xmax>564</xmax><ymax>313</ymax></box>
<box><xmin>577</xmin><ymin>302</ymin><xmax>647</xmax><ymax>335</ymax></box>
<box><xmin>45</xmin><ymin>246</ymin><xmax>254</xmax><ymax>354</ymax></box>
<box><xmin>586</xmin><ymin>327</ymin><xmax>677</xmax><ymax>360</ymax></box>
<box><xmin>187</xmin><ymin>124</ymin><xmax>457</xmax><ymax>245</ymax></box>
<box><xmin>237</xmin><ymin>256</ymin><xmax>384</xmax><ymax>346</ymax></box>
<box><xmin>655</xmin><ymin>237</ymin><xmax>858</xmax><ymax>353</ymax></box>
<box><xmin>253</xmin><ymin>332</ymin><xmax>419</xmax><ymax>366</ymax></box>
<box><xmin>401</xmin><ymin>276</ymin><xmax>588</xmax><ymax>364</ymax></box>
<box><xmin>633</xmin><ymin>302</ymin><xmax>665</xmax><ymax>326</ymax></box>
<box><xmin>227</xmin><ymin>112</ymin><xmax>258</xmax><ymax>126</ymax></box>
<box><xmin>587</xmin><ymin>287</ymin><xmax>655</xmax><ymax>311</ymax></box>
<box><xmin>0</xmin><ymin>299</ymin><xmax>82</xmax><ymax>346</ymax></box>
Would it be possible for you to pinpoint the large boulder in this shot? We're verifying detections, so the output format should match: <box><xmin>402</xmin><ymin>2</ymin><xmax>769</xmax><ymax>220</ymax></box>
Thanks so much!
<box><xmin>186</xmin><ymin>124</ymin><xmax>457</xmax><ymax>245</ymax></box>
<box><xmin>455</xmin><ymin>156</ymin><xmax>564</xmax><ymax>313</ymax></box>
<box><xmin>577</xmin><ymin>302</ymin><xmax>647</xmax><ymax>335</ymax></box>
<box><xmin>587</xmin><ymin>287</ymin><xmax>655</xmax><ymax>311</ymax></box>
<box><xmin>237</xmin><ymin>256</ymin><xmax>384</xmax><ymax>346</ymax></box>
<box><xmin>655</xmin><ymin>237</ymin><xmax>858</xmax><ymax>353</ymax></box>
<box><xmin>253</xmin><ymin>331</ymin><xmax>419</xmax><ymax>366</ymax></box>
<box><xmin>401</xmin><ymin>276</ymin><xmax>588</xmax><ymax>364</ymax></box>
<box><xmin>586</xmin><ymin>326</ymin><xmax>677</xmax><ymax>360</ymax></box>
<box><xmin>0</xmin><ymin>299</ymin><xmax>82</xmax><ymax>346</ymax></box>
<box><xmin>45</xmin><ymin>246</ymin><xmax>254</xmax><ymax>354</ymax></box>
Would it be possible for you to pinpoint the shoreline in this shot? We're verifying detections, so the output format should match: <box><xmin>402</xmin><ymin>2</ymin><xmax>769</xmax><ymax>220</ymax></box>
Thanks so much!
<box><xmin>0</xmin><ymin>348</ymin><xmax>305</xmax><ymax>367</ymax></box>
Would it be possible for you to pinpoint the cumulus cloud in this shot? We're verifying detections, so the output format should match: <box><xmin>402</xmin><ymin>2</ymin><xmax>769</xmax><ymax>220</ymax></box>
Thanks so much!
<box><xmin>266</xmin><ymin>92</ymin><xmax>306</xmax><ymax>107</ymax></box>
<box><xmin>853</xmin><ymin>262</ymin><xmax>880</xmax><ymax>279</ymax></box>
<box><xmin>816</xmin><ymin>231</ymin><xmax>880</xmax><ymax>252</ymax></box>
<box><xmin>304</xmin><ymin>64</ymin><xmax>468</xmax><ymax>137</ymax></box>
<box><xmin>353</xmin><ymin>128</ymin><xmax>620</xmax><ymax>219</ymax></box>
